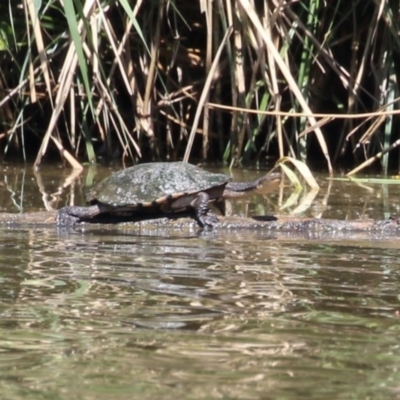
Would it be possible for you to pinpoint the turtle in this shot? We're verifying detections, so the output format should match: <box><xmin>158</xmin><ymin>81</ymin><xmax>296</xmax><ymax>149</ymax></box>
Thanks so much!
<box><xmin>57</xmin><ymin>162</ymin><xmax>280</xmax><ymax>227</ymax></box>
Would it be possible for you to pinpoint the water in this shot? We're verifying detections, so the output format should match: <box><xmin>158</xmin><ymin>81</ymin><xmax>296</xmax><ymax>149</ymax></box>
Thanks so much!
<box><xmin>1</xmin><ymin>164</ymin><xmax>400</xmax><ymax>399</ymax></box>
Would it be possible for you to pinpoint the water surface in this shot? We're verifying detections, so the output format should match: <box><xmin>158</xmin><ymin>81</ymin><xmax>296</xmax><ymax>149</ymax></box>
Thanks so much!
<box><xmin>0</xmin><ymin>164</ymin><xmax>400</xmax><ymax>399</ymax></box>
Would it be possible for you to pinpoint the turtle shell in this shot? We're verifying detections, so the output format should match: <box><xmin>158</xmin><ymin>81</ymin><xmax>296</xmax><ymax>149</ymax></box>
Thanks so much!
<box><xmin>85</xmin><ymin>162</ymin><xmax>230</xmax><ymax>208</ymax></box>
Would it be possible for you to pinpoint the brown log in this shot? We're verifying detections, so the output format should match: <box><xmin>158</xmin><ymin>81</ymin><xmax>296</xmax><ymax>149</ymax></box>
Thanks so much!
<box><xmin>0</xmin><ymin>211</ymin><xmax>399</xmax><ymax>238</ymax></box>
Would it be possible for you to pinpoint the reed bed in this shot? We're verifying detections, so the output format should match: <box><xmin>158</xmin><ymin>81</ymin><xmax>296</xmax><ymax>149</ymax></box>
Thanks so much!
<box><xmin>0</xmin><ymin>0</ymin><xmax>399</xmax><ymax>174</ymax></box>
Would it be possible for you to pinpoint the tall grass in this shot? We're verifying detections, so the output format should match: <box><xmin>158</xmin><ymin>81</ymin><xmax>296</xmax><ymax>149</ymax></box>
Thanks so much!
<box><xmin>0</xmin><ymin>0</ymin><xmax>399</xmax><ymax>173</ymax></box>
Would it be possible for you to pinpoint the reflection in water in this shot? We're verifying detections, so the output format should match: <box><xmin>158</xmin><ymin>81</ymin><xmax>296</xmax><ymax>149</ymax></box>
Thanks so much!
<box><xmin>0</xmin><ymin>224</ymin><xmax>400</xmax><ymax>398</ymax></box>
<box><xmin>1</xmin><ymin>162</ymin><xmax>400</xmax><ymax>221</ymax></box>
<box><xmin>1</xmin><ymin>165</ymin><xmax>400</xmax><ymax>398</ymax></box>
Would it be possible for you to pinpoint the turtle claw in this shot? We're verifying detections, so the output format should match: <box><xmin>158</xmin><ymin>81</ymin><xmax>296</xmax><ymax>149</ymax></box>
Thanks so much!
<box><xmin>197</xmin><ymin>212</ymin><xmax>219</xmax><ymax>228</ymax></box>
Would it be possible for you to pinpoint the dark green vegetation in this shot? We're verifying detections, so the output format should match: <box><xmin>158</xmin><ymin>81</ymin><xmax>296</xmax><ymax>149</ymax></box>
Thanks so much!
<box><xmin>1</xmin><ymin>1</ymin><xmax>399</xmax><ymax>173</ymax></box>
<box><xmin>57</xmin><ymin>161</ymin><xmax>281</xmax><ymax>227</ymax></box>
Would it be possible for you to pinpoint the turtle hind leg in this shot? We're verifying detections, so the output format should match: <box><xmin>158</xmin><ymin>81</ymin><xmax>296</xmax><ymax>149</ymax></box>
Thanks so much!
<box><xmin>56</xmin><ymin>205</ymin><xmax>101</xmax><ymax>226</ymax></box>
<box><xmin>191</xmin><ymin>192</ymin><xmax>219</xmax><ymax>228</ymax></box>
<box><xmin>57</xmin><ymin>207</ymin><xmax>80</xmax><ymax>226</ymax></box>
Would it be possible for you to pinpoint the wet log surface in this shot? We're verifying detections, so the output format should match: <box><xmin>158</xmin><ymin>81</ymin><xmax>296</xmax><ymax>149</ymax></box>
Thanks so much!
<box><xmin>0</xmin><ymin>210</ymin><xmax>399</xmax><ymax>238</ymax></box>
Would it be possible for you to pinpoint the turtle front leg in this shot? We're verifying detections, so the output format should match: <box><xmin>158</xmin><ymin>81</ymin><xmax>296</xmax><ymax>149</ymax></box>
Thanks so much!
<box><xmin>191</xmin><ymin>192</ymin><xmax>219</xmax><ymax>228</ymax></box>
<box><xmin>56</xmin><ymin>205</ymin><xmax>101</xmax><ymax>226</ymax></box>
